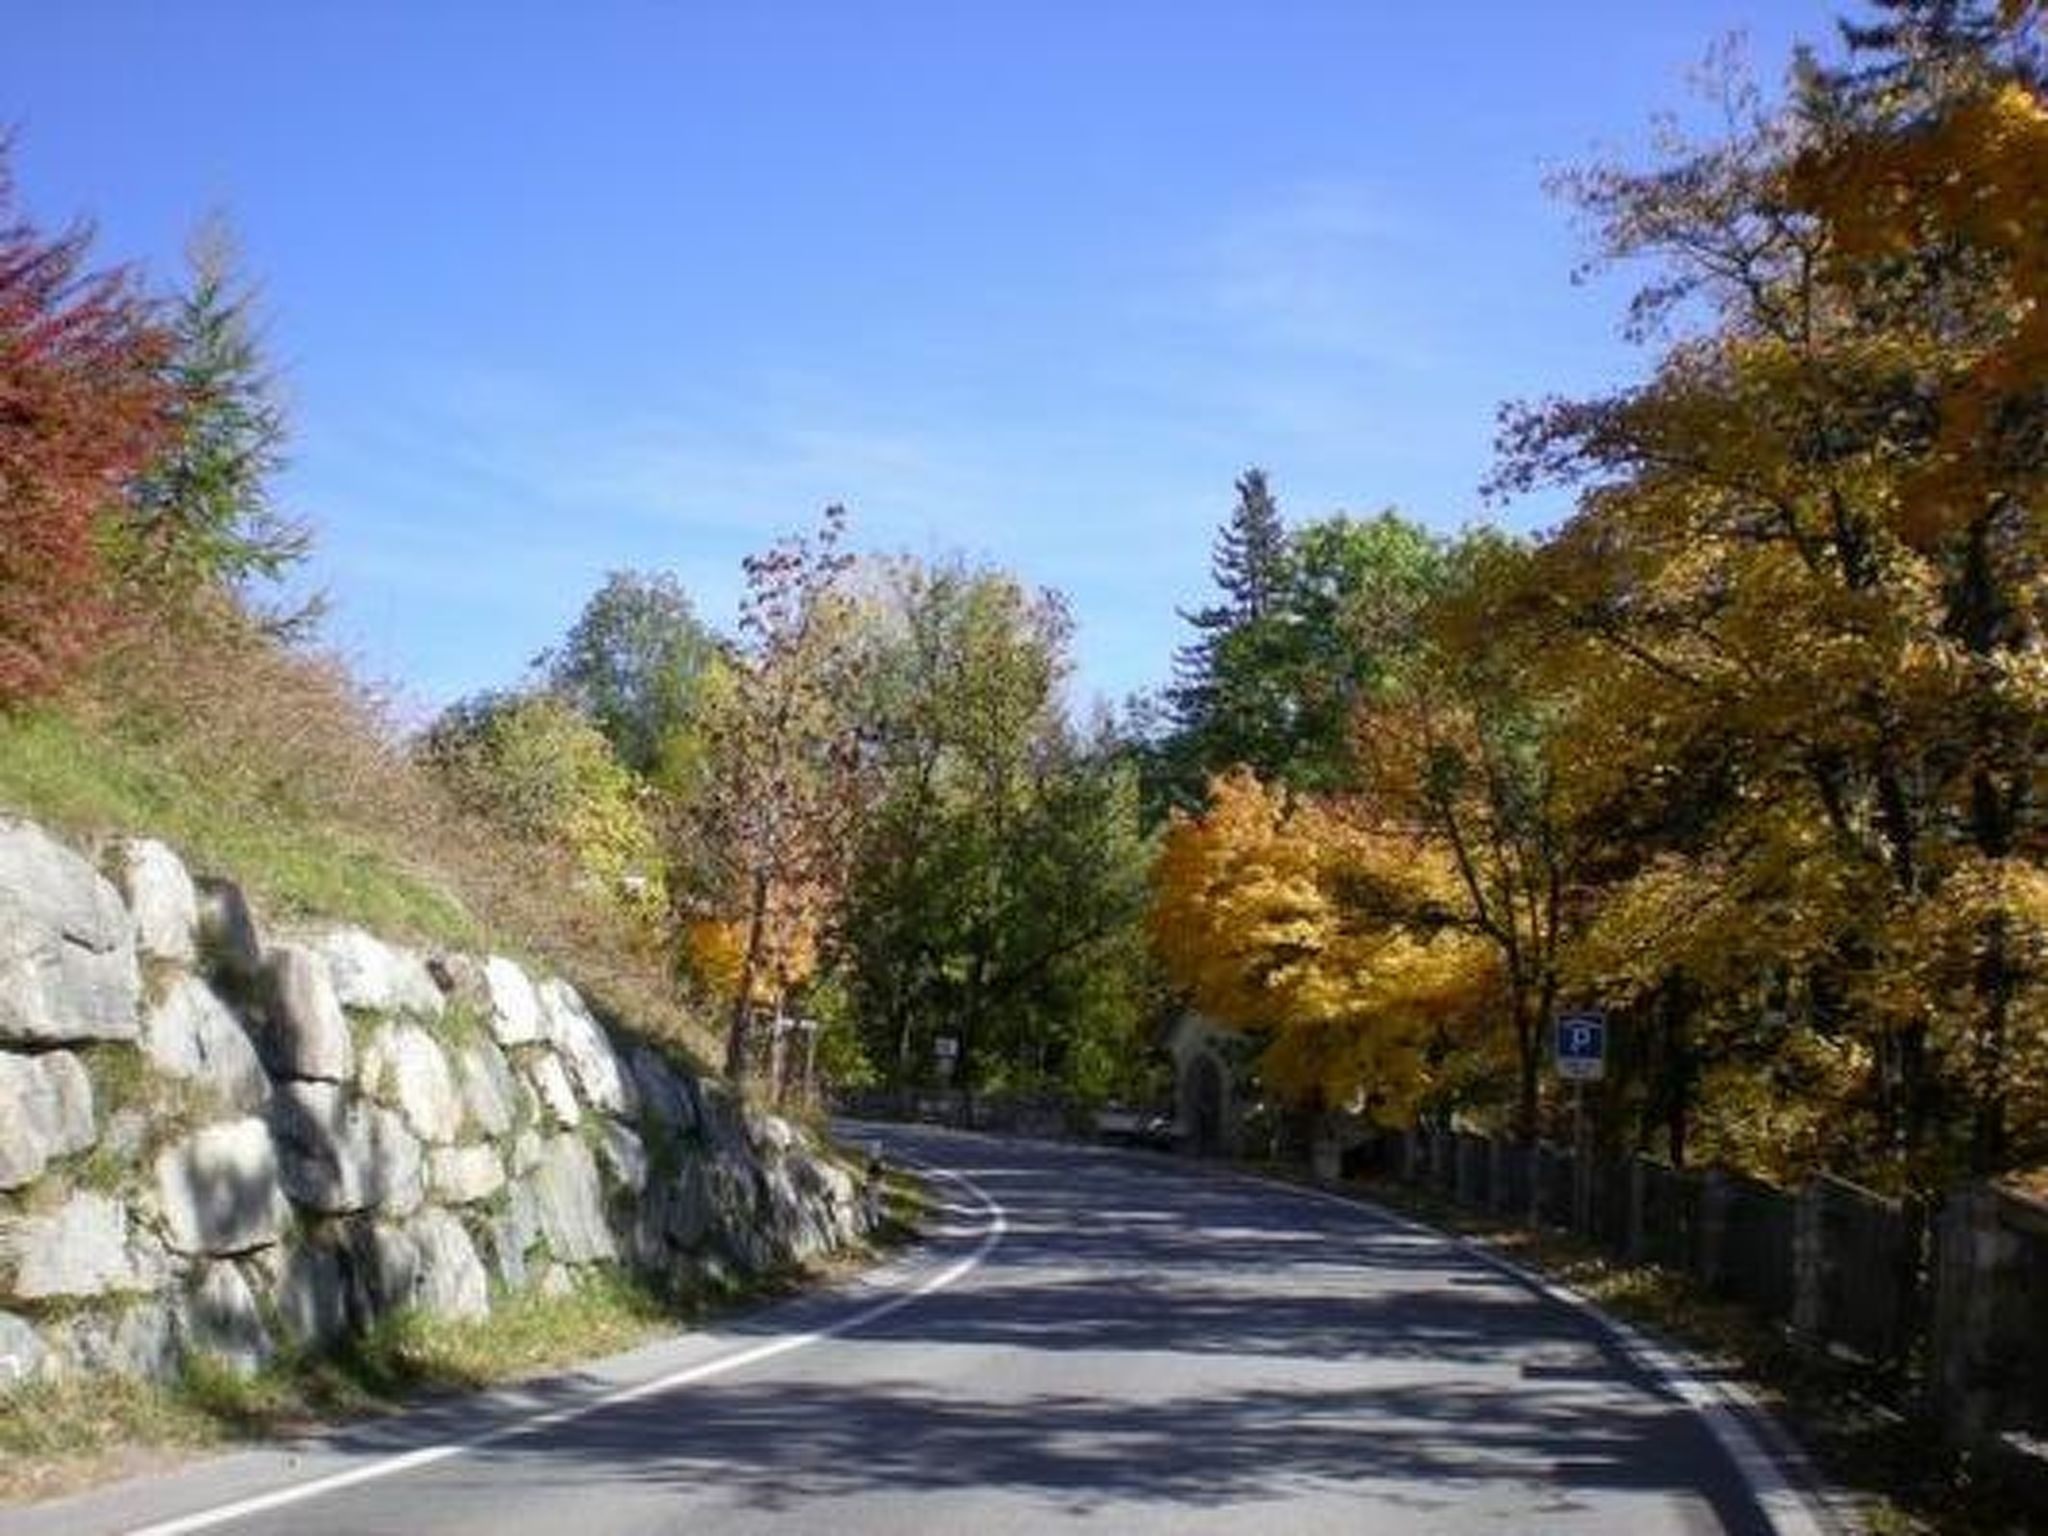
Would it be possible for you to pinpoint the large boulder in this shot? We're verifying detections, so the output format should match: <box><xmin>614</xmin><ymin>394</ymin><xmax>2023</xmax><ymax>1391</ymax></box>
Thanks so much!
<box><xmin>539</xmin><ymin>981</ymin><xmax>633</xmax><ymax>1117</ymax></box>
<box><xmin>42</xmin><ymin>1301</ymin><xmax>179</xmax><ymax>1384</ymax></box>
<box><xmin>317</xmin><ymin>929</ymin><xmax>444</xmax><ymax>1018</ymax></box>
<box><xmin>253</xmin><ymin>945</ymin><xmax>353</xmax><ymax>1082</ymax></box>
<box><xmin>0</xmin><ymin>1311</ymin><xmax>48</xmax><ymax>1390</ymax></box>
<box><xmin>530</xmin><ymin>1135</ymin><xmax>616</xmax><ymax>1263</ymax></box>
<box><xmin>0</xmin><ymin>1049</ymin><xmax>96</xmax><ymax>1190</ymax></box>
<box><xmin>267</xmin><ymin>1082</ymin><xmax>424</xmax><ymax>1217</ymax></box>
<box><xmin>455</xmin><ymin>1039</ymin><xmax>520</xmax><ymax>1137</ymax></box>
<box><xmin>408</xmin><ymin>1209</ymin><xmax>490</xmax><ymax>1321</ymax></box>
<box><xmin>596</xmin><ymin>1122</ymin><xmax>648</xmax><ymax>1193</ymax></box>
<box><xmin>194</xmin><ymin>877</ymin><xmax>263</xmax><ymax>985</ymax></box>
<box><xmin>182</xmin><ymin>1262</ymin><xmax>272</xmax><ymax>1376</ymax></box>
<box><xmin>525</xmin><ymin>1052</ymin><xmax>582</xmax><ymax>1128</ymax></box>
<box><xmin>628</xmin><ymin>1045</ymin><xmax>698</xmax><ymax>1135</ymax></box>
<box><xmin>0</xmin><ymin>1192</ymin><xmax>162</xmax><ymax>1299</ymax></box>
<box><xmin>483</xmin><ymin>956</ymin><xmax>545</xmax><ymax>1046</ymax></box>
<box><xmin>114</xmin><ymin>839</ymin><xmax>200</xmax><ymax>966</ymax></box>
<box><xmin>155</xmin><ymin>1118</ymin><xmax>287</xmax><ymax>1256</ymax></box>
<box><xmin>0</xmin><ymin>819</ymin><xmax>140</xmax><ymax>1045</ymax></box>
<box><xmin>429</xmin><ymin>1144</ymin><xmax>506</xmax><ymax>1206</ymax></box>
<box><xmin>273</xmin><ymin>1240</ymin><xmax>351</xmax><ymax>1346</ymax></box>
<box><xmin>360</xmin><ymin>1021</ymin><xmax>464</xmax><ymax>1144</ymax></box>
<box><xmin>143</xmin><ymin>978</ymin><xmax>271</xmax><ymax>1112</ymax></box>
<box><xmin>487</xmin><ymin>1182</ymin><xmax>542</xmax><ymax>1291</ymax></box>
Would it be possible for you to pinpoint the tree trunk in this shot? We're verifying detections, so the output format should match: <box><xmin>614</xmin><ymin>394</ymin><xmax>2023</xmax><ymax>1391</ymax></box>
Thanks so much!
<box><xmin>724</xmin><ymin>868</ymin><xmax>771</xmax><ymax>1086</ymax></box>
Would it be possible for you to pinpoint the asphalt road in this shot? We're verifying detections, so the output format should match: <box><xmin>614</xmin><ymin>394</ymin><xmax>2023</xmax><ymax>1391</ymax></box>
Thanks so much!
<box><xmin>3</xmin><ymin>1125</ymin><xmax>1832</xmax><ymax>1535</ymax></box>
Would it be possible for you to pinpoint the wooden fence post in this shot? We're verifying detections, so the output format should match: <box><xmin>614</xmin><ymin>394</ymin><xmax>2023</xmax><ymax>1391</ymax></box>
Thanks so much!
<box><xmin>1792</xmin><ymin>1179</ymin><xmax>1827</xmax><ymax>1339</ymax></box>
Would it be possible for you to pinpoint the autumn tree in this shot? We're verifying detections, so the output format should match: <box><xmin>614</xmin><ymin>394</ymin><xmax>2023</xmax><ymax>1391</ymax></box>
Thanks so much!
<box><xmin>0</xmin><ymin>145</ymin><xmax>173</xmax><ymax>702</ymax></box>
<box><xmin>682</xmin><ymin>506</ymin><xmax>868</xmax><ymax>1086</ymax></box>
<box><xmin>1150</xmin><ymin>768</ymin><xmax>1494</xmax><ymax>1124</ymax></box>
<box><xmin>1491</xmin><ymin>1</ymin><xmax>2046</xmax><ymax>1186</ymax></box>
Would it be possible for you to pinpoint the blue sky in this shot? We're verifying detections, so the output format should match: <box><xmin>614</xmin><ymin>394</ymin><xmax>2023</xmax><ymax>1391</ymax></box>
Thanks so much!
<box><xmin>5</xmin><ymin>1</ymin><xmax>1852</xmax><ymax>718</ymax></box>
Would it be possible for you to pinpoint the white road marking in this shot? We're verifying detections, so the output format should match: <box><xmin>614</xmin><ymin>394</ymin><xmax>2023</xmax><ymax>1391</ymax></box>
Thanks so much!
<box><xmin>122</xmin><ymin>1157</ymin><xmax>1006</xmax><ymax>1536</ymax></box>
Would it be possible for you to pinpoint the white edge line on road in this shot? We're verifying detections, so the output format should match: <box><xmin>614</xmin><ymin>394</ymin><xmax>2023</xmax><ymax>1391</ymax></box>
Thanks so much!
<box><xmin>1248</xmin><ymin>1173</ymin><xmax>1838</xmax><ymax>1536</ymax></box>
<box><xmin>121</xmin><ymin>1157</ymin><xmax>1007</xmax><ymax>1536</ymax></box>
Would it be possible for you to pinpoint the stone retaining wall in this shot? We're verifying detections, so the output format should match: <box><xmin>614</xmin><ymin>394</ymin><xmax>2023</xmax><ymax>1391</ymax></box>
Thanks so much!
<box><xmin>0</xmin><ymin>816</ymin><xmax>870</xmax><ymax>1388</ymax></box>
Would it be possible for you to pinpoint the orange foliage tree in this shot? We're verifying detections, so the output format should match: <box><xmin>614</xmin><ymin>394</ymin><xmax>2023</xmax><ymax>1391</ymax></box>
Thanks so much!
<box><xmin>0</xmin><ymin>147</ymin><xmax>172</xmax><ymax>703</ymax></box>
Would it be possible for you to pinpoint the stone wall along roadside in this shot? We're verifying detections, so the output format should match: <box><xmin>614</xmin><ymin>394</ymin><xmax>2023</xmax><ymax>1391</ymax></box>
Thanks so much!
<box><xmin>0</xmin><ymin>815</ymin><xmax>872</xmax><ymax>1390</ymax></box>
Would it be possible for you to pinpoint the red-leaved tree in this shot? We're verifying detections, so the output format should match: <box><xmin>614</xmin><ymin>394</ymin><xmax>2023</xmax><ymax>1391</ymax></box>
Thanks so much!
<box><xmin>0</xmin><ymin>145</ymin><xmax>172</xmax><ymax>704</ymax></box>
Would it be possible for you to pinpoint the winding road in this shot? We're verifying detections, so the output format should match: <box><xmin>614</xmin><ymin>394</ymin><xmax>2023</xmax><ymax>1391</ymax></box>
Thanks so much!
<box><xmin>2</xmin><ymin>1125</ymin><xmax>1834</xmax><ymax>1535</ymax></box>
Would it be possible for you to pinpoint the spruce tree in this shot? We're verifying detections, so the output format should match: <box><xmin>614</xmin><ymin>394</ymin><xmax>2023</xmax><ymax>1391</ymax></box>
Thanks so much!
<box><xmin>1167</xmin><ymin>468</ymin><xmax>1287</xmax><ymax>736</ymax></box>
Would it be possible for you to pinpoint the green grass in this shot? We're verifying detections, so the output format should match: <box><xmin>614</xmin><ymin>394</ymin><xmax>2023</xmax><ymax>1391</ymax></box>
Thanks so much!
<box><xmin>0</xmin><ymin>704</ymin><xmax>476</xmax><ymax>947</ymax></box>
<box><xmin>1343</xmin><ymin>1173</ymin><xmax>2046</xmax><ymax>1536</ymax></box>
<box><xmin>2</xmin><ymin>1267</ymin><xmax>734</xmax><ymax>1506</ymax></box>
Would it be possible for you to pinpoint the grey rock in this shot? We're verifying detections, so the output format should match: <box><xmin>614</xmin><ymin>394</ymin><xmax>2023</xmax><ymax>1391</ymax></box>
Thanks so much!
<box><xmin>361</xmin><ymin>1021</ymin><xmax>464</xmax><ymax>1144</ymax></box>
<box><xmin>43</xmin><ymin>1301</ymin><xmax>179</xmax><ymax>1383</ymax></box>
<box><xmin>357</xmin><ymin>1222</ymin><xmax>421</xmax><ymax>1316</ymax></box>
<box><xmin>596</xmin><ymin>1122</ymin><xmax>648</xmax><ymax>1192</ymax></box>
<box><xmin>696</xmin><ymin>1081</ymin><xmax>750</xmax><ymax>1158</ymax></box>
<box><xmin>1</xmin><ymin>1191</ymin><xmax>160</xmax><ymax>1298</ymax></box>
<box><xmin>409</xmin><ymin>1209</ymin><xmax>490</xmax><ymax>1321</ymax></box>
<box><xmin>510</xmin><ymin>1128</ymin><xmax>545</xmax><ymax>1176</ymax></box>
<box><xmin>36</xmin><ymin>1050</ymin><xmax>97</xmax><ymax>1156</ymax></box>
<box><xmin>194</xmin><ymin>877</ymin><xmax>263</xmax><ymax>983</ymax></box>
<box><xmin>648</xmin><ymin>1161</ymin><xmax>709</xmax><ymax>1251</ymax></box>
<box><xmin>488</xmin><ymin>1181</ymin><xmax>541</xmax><ymax>1291</ymax></box>
<box><xmin>274</xmin><ymin>1241</ymin><xmax>350</xmax><ymax>1346</ymax></box>
<box><xmin>628</xmin><ymin>1045</ymin><xmax>697</xmax><ymax>1134</ymax></box>
<box><xmin>484</xmin><ymin>956</ymin><xmax>544</xmax><ymax>1046</ymax></box>
<box><xmin>102</xmin><ymin>1107</ymin><xmax>149</xmax><ymax>1164</ymax></box>
<box><xmin>184</xmin><ymin>1262</ymin><xmax>271</xmax><ymax>1376</ymax></box>
<box><xmin>539</xmin><ymin>980</ymin><xmax>632</xmax><ymax>1116</ymax></box>
<box><xmin>455</xmin><ymin>1040</ymin><xmax>519</xmax><ymax>1137</ymax></box>
<box><xmin>428</xmin><ymin>952</ymin><xmax>488</xmax><ymax>1010</ymax></box>
<box><xmin>115</xmin><ymin>839</ymin><xmax>199</xmax><ymax>966</ymax></box>
<box><xmin>429</xmin><ymin>1144</ymin><xmax>505</xmax><ymax>1205</ymax></box>
<box><xmin>268</xmin><ymin>1082</ymin><xmax>424</xmax><ymax>1216</ymax></box>
<box><xmin>113</xmin><ymin>1301</ymin><xmax>181</xmax><ymax>1380</ymax></box>
<box><xmin>530</xmin><ymin>1135</ymin><xmax>616</xmax><ymax>1263</ymax></box>
<box><xmin>144</xmin><ymin>976</ymin><xmax>271</xmax><ymax>1111</ymax></box>
<box><xmin>318</xmin><ymin>929</ymin><xmax>444</xmax><ymax>1019</ymax></box>
<box><xmin>0</xmin><ymin>1311</ymin><xmax>48</xmax><ymax>1390</ymax></box>
<box><xmin>0</xmin><ymin>818</ymin><xmax>140</xmax><ymax>1044</ymax></box>
<box><xmin>526</xmin><ymin>1051</ymin><xmax>582</xmax><ymax>1128</ymax></box>
<box><xmin>155</xmin><ymin>1118</ymin><xmax>286</xmax><ymax>1256</ymax></box>
<box><xmin>0</xmin><ymin>1049</ymin><xmax>96</xmax><ymax>1189</ymax></box>
<box><xmin>749</xmin><ymin>1112</ymin><xmax>797</xmax><ymax>1159</ymax></box>
<box><xmin>254</xmin><ymin>945</ymin><xmax>352</xmax><ymax>1081</ymax></box>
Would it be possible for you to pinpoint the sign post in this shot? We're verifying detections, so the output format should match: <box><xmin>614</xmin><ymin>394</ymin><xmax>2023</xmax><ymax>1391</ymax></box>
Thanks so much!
<box><xmin>1555</xmin><ymin>1011</ymin><xmax>1606</xmax><ymax>1233</ymax></box>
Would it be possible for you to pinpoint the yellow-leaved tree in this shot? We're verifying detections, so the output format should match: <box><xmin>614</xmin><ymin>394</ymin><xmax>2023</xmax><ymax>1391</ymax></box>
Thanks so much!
<box><xmin>1149</xmin><ymin>769</ymin><xmax>1495</xmax><ymax>1124</ymax></box>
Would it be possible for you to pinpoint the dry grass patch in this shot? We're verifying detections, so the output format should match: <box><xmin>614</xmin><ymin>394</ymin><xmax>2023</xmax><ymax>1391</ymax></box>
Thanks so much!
<box><xmin>0</xmin><ymin>612</ymin><xmax>717</xmax><ymax>1067</ymax></box>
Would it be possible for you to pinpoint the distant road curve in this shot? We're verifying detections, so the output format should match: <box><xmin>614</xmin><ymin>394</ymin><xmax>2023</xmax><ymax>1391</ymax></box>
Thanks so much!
<box><xmin>3</xmin><ymin>1124</ymin><xmax>1837</xmax><ymax>1535</ymax></box>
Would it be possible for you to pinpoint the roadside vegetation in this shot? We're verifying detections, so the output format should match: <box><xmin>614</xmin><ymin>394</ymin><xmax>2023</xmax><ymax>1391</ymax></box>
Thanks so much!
<box><xmin>1148</xmin><ymin>2</ymin><xmax>2046</xmax><ymax>1206</ymax></box>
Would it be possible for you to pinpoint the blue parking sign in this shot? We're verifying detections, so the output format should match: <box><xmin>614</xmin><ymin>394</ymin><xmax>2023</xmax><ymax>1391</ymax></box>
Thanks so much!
<box><xmin>1555</xmin><ymin>1010</ymin><xmax>1606</xmax><ymax>1081</ymax></box>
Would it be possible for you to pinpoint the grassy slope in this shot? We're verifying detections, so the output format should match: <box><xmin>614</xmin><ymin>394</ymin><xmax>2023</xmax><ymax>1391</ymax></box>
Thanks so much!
<box><xmin>0</xmin><ymin>702</ymin><xmax>476</xmax><ymax>945</ymax></box>
<box><xmin>0</xmin><ymin>617</ymin><xmax>717</xmax><ymax>1066</ymax></box>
